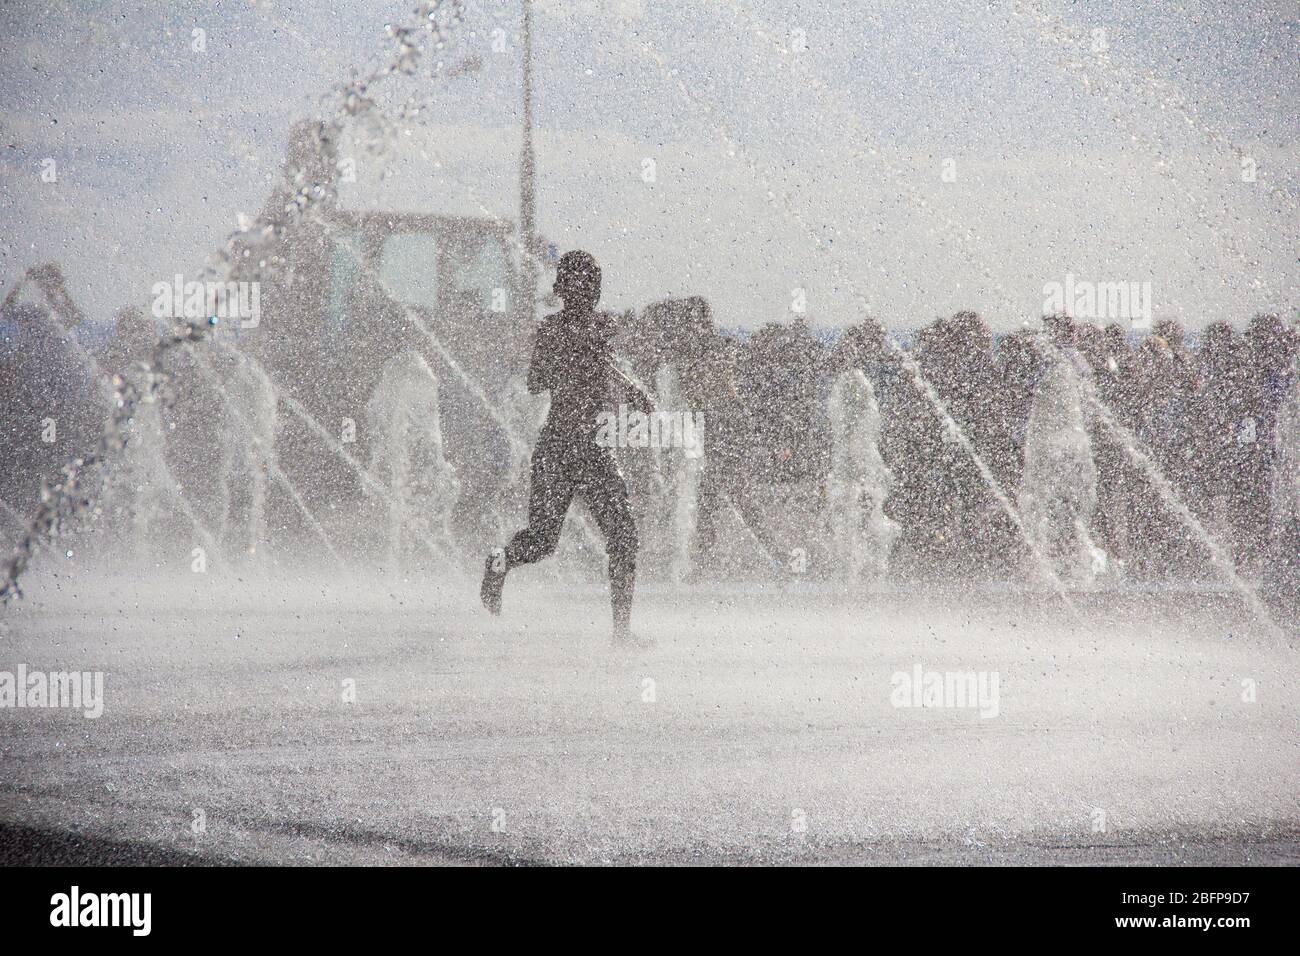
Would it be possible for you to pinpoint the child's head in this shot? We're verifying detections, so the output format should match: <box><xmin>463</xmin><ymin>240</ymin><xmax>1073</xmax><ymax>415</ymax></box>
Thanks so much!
<box><xmin>553</xmin><ymin>250</ymin><xmax>601</xmax><ymax>309</ymax></box>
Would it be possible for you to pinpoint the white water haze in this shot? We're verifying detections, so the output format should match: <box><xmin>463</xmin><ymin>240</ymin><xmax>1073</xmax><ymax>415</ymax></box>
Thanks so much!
<box><xmin>0</xmin><ymin>0</ymin><xmax>1296</xmax><ymax>869</ymax></box>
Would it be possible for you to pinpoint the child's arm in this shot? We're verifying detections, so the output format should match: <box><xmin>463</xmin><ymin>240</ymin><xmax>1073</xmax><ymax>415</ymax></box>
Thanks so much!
<box><xmin>526</xmin><ymin>319</ymin><xmax>561</xmax><ymax>394</ymax></box>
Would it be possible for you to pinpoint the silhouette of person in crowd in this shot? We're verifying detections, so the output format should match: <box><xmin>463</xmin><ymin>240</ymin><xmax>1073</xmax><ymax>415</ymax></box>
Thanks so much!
<box><xmin>0</xmin><ymin>301</ymin><xmax>99</xmax><ymax>515</ymax></box>
<box><xmin>480</xmin><ymin>251</ymin><xmax>652</xmax><ymax>647</ymax></box>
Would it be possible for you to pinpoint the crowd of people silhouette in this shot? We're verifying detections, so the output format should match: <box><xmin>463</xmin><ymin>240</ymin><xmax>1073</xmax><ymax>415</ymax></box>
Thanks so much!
<box><xmin>3</xmin><ymin>268</ymin><xmax>1295</xmax><ymax>619</ymax></box>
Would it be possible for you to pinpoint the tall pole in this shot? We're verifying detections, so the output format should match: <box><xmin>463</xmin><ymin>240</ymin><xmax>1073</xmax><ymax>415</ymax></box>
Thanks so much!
<box><xmin>519</xmin><ymin>0</ymin><xmax>538</xmax><ymax>322</ymax></box>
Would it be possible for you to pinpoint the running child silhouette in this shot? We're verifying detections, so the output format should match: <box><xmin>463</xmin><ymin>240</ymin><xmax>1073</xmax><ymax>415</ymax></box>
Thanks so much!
<box><xmin>480</xmin><ymin>251</ymin><xmax>653</xmax><ymax>648</ymax></box>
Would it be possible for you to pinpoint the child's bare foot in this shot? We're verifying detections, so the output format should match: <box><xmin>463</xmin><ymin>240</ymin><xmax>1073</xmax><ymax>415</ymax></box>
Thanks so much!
<box><xmin>480</xmin><ymin>550</ymin><xmax>505</xmax><ymax>615</ymax></box>
<box><xmin>611</xmin><ymin>629</ymin><xmax>655</xmax><ymax>650</ymax></box>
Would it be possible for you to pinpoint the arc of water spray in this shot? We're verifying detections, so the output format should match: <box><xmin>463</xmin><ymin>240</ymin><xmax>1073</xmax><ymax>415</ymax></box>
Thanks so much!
<box><xmin>21</xmin><ymin>297</ymin><xmax>222</xmax><ymax>557</ymax></box>
<box><xmin>635</xmin><ymin>35</ymin><xmax>1084</xmax><ymax>621</ymax></box>
<box><xmin>698</xmin><ymin>3</ymin><xmax>1283</xmax><ymax>637</ymax></box>
<box><xmin>303</xmin><ymin>211</ymin><xmax>532</xmax><ymax>459</ymax></box>
<box><xmin>178</xmin><ymin>343</ymin><xmax>347</xmax><ymax>569</ymax></box>
<box><xmin>1010</xmin><ymin>0</ymin><xmax>1298</xmax><ymax>219</ymax></box>
<box><xmin>1042</xmin><ymin>335</ymin><xmax>1287</xmax><ymax>640</ymax></box>
<box><xmin>708</xmin><ymin>0</ymin><xmax>1290</xmax><ymax>331</ymax></box>
<box><xmin>0</xmin><ymin>319</ymin><xmax>210</xmax><ymax>605</ymax></box>
<box><xmin>680</xmin><ymin>2</ymin><xmax>1285</xmax><ymax>635</ymax></box>
<box><xmin>204</xmin><ymin>340</ymin><xmax>461</xmax><ymax>570</ymax></box>
<box><xmin>374</xmin><ymin>85</ymin><xmax>785</xmax><ymax>574</ymax></box>
<box><xmin>337</xmin><ymin>126</ymin><xmax>626</xmax><ymax>567</ymax></box>
<box><xmin>301</xmin><ymin>210</ymin><xmax>614</xmax><ymax>561</ymax></box>
<box><xmin>0</xmin><ymin>0</ymin><xmax>470</xmax><ymax>605</ymax></box>
<box><xmin>724</xmin><ymin>492</ymin><xmax>787</xmax><ymax>572</ymax></box>
<box><xmin>1005</xmin><ymin>2</ymin><xmax>1287</xmax><ymax>300</ymax></box>
<box><xmin>4</xmin><ymin>248</ymin><xmax>367</xmax><ymax>573</ymax></box>
<box><xmin>388</xmin><ymin>86</ymin><xmax>837</xmax><ymax>582</ymax></box>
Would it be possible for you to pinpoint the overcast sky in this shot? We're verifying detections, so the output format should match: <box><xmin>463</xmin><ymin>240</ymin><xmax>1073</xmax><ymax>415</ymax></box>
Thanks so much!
<box><xmin>2</xmin><ymin>0</ymin><xmax>1296</xmax><ymax>332</ymax></box>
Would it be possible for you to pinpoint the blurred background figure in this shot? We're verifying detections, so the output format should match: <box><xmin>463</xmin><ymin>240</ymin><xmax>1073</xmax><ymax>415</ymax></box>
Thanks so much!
<box><xmin>1191</xmin><ymin>321</ymin><xmax>1253</xmax><ymax>560</ymax></box>
<box><xmin>737</xmin><ymin>316</ymin><xmax>832</xmax><ymax>485</ymax></box>
<box><xmin>1238</xmin><ymin>314</ymin><xmax>1300</xmax><ymax>571</ymax></box>
<box><xmin>884</xmin><ymin>311</ymin><xmax>1014</xmax><ymax>580</ymax></box>
<box><xmin>0</xmin><ymin>276</ymin><xmax>101</xmax><ymax>523</ymax></box>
